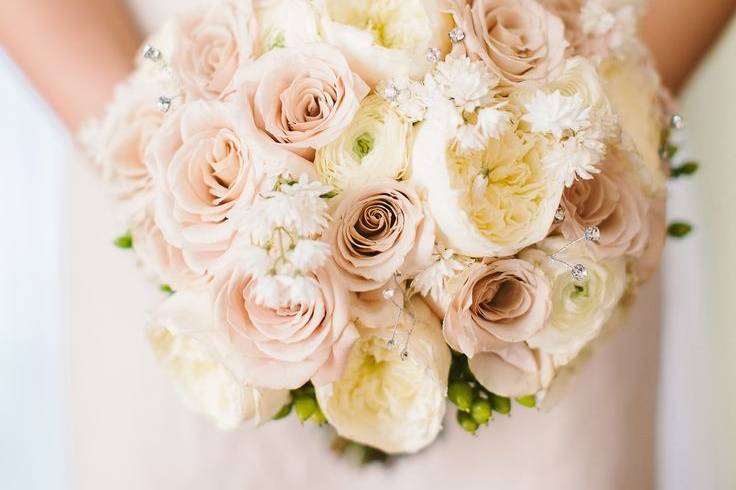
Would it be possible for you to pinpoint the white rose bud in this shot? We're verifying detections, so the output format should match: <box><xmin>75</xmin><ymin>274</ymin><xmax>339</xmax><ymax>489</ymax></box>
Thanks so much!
<box><xmin>147</xmin><ymin>290</ymin><xmax>289</xmax><ymax>430</ymax></box>
<box><xmin>316</xmin><ymin>298</ymin><xmax>451</xmax><ymax>454</ymax></box>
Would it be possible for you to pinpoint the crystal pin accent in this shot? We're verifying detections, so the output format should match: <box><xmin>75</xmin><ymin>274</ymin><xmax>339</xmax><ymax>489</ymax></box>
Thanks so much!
<box><xmin>570</xmin><ymin>264</ymin><xmax>588</xmax><ymax>282</ymax></box>
<box><xmin>554</xmin><ymin>206</ymin><xmax>566</xmax><ymax>223</ymax></box>
<box><xmin>583</xmin><ymin>225</ymin><xmax>600</xmax><ymax>242</ymax></box>
<box><xmin>670</xmin><ymin>113</ymin><xmax>685</xmax><ymax>130</ymax></box>
<box><xmin>142</xmin><ymin>44</ymin><xmax>162</xmax><ymax>62</ymax></box>
<box><xmin>157</xmin><ymin>96</ymin><xmax>173</xmax><ymax>113</ymax></box>
<box><xmin>449</xmin><ymin>27</ymin><xmax>465</xmax><ymax>44</ymax></box>
<box><xmin>426</xmin><ymin>47</ymin><xmax>441</xmax><ymax>63</ymax></box>
<box><xmin>383</xmin><ymin>83</ymin><xmax>400</xmax><ymax>101</ymax></box>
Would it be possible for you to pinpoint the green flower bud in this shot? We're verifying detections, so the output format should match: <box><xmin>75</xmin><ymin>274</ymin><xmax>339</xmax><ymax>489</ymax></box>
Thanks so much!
<box><xmin>294</xmin><ymin>395</ymin><xmax>317</xmax><ymax>423</ymax></box>
<box><xmin>114</xmin><ymin>232</ymin><xmax>133</xmax><ymax>249</ymax></box>
<box><xmin>448</xmin><ymin>381</ymin><xmax>474</xmax><ymax>412</ymax></box>
<box><xmin>272</xmin><ymin>402</ymin><xmax>292</xmax><ymax>420</ymax></box>
<box><xmin>515</xmin><ymin>395</ymin><xmax>536</xmax><ymax>408</ymax></box>
<box><xmin>457</xmin><ymin>410</ymin><xmax>479</xmax><ymax>433</ymax></box>
<box><xmin>491</xmin><ymin>394</ymin><xmax>511</xmax><ymax>415</ymax></box>
<box><xmin>471</xmin><ymin>399</ymin><xmax>492</xmax><ymax>425</ymax></box>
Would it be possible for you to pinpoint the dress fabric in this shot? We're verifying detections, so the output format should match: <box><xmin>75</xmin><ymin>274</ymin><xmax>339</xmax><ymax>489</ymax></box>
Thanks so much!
<box><xmin>66</xmin><ymin>1</ymin><xmax>662</xmax><ymax>489</ymax></box>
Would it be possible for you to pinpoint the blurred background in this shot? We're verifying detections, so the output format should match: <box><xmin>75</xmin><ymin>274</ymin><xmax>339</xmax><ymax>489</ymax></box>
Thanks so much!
<box><xmin>0</xmin><ymin>3</ymin><xmax>734</xmax><ymax>490</ymax></box>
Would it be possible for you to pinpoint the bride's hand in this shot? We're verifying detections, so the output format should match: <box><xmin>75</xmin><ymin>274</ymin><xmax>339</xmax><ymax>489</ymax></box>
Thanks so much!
<box><xmin>0</xmin><ymin>0</ymin><xmax>140</xmax><ymax>131</ymax></box>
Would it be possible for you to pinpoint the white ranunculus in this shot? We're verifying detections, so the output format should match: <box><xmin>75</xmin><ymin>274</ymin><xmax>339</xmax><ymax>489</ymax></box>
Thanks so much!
<box><xmin>314</xmin><ymin>95</ymin><xmax>411</xmax><ymax>192</ymax></box>
<box><xmin>254</xmin><ymin>0</ymin><xmax>321</xmax><ymax>52</ymax></box>
<box><xmin>410</xmin><ymin>101</ymin><xmax>564</xmax><ymax>258</ymax></box>
<box><xmin>315</xmin><ymin>0</ymin><xmax>453</xmax><ymax>86</ymax></box>
<box><xmin>519</xmin><ymin>237</ymin><xmax>627</xmax><ymax>366</ymax></box>
<box><xmin>316</xmin><ymin>298</ymin><xmax>451</xmax><ymax>454</ymax></box>
<box><xmin>147</xmin><ymin>290</ymin><xmax>289</xmax><ymax>429</ymax></box>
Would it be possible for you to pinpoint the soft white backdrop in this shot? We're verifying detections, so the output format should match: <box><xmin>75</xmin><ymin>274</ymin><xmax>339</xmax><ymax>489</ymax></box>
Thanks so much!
<box><xmin>1</xmin><ymin>19</ymin><xmax>734</xmax><ymax>488</ymax></box>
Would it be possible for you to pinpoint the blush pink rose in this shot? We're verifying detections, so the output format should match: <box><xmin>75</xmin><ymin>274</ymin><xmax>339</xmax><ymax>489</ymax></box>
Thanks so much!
<box><xmin>147</xmin><ymin>99</ymin><xmax>311</xmax><ymax>275</ymax></box>
<box><xmin>131</xmin><ymin>216</ymin><xmax>208</xmax><ymax>291</ymax></box>
<box><xmin>213</xmin><ymin>264</ymin><xmax>359</xmax><ymax>389</ymax></box>
<box><xmin>469</xmin><ymin>343</ymin><xmax>554</xmax><ymax>397</ymax></box>
<box><xmin>448</xmin><ymin>0</ymin><xmax>567</xmax><ymax>85</ymax></box>
<box><xmin>559</xmin><ymin>154</ymin><xmax>650</xmax><ymax>260</ymax></box>
<box><xmin>632</xmin><ymin>195</ymin><xmax>666</xmax><ymax>283</ymax></box>
<box><xmin>443</xmin><ymin>259</ymin><xmax>551</xmax><ymax>357</ymax></box>
<box><xmin>171</xmin><ymin>0</ymin><xmax>258</xmax><ymax>100</ymax></box>
<box><xmin>239</xmin><ymin>43</ymin><xmax>369</xmax><ymax>160</ymax></box>
<box><xmin>91</xmin><ymin>73</ymin><xmax>168</xmax><ymax>226</ymax></box>
<box><xmin>329</xmin><ymin>180</ymin><xmax>435</xmax><ymax>292</ymax></box>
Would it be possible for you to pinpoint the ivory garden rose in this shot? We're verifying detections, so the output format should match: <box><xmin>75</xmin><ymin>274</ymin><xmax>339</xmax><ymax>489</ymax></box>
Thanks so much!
<box><xmin>316</xmin><ymin>298</ymin><xmax>450</xmax><ymax>454</ymax></box>
<box><xmin>147</xmin><ymin>290</ymin><xmax>290</xmax><ymax>429</ymax></box>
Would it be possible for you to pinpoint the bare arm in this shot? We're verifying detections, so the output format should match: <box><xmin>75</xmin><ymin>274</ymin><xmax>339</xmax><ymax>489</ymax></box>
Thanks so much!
<box><xmin>0</xmin><ymin>0</ymin><xmax>141</xmax><ymax>131</ymax></box>
<box><xmin>643</xmin><ymin>0</ymin><xmax>736</xmax><ymax>93</ymax></box>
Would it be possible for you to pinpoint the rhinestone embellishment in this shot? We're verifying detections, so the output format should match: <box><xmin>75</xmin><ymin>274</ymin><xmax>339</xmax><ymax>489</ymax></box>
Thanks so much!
<box><xmin>449</xmin><ymin>28</ymin><xmax>465</xmax><ymax>44</ymax></box>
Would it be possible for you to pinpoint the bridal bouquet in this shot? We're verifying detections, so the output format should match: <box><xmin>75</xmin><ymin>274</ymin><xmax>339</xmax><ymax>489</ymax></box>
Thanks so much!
<box><xmin>83</xmin><ymin>0</ymin><xmax>679</xmax><ymax>456</ymax></box>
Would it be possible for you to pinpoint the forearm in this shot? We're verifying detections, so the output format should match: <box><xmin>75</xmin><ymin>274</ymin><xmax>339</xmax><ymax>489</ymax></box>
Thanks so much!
<box><xmin>0</xmin><ymin>0</ymin><xmax>141</xmax><ymax>131</ymax></box>
<box><xmin>643</xmin><ymin>0</ymin><xmax>736</xmax><ymax>93</ymax></box>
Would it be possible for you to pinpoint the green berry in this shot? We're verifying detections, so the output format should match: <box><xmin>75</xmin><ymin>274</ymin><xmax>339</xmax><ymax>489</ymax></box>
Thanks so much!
<box><xmin>515</xmin><ymin>395</ymin><xmax>536</xmax><ymax>408</ymax></box>
<box><xmin>293</xmin><ymin>396</ymin><xmax>317</xmax><ymax>423</ymax></box>
<box><xmin>114</xmin><ymin>232</ymin><xmax>133</xmax><ymax>249</ymax></box>
<box><xmin>457</xmin><ymin>410</ymin><xmax>479</xmax><ymax>433</ymax></box>
<box><xmin>448</xmin><ymin>381</ymin><xmax>474</xmax><ymax>412</ymax></box>
<box><xmin>471</xmin><ymin>399</ymin><xmax>492</xmax><ymax>425</ymax></box>
<box><xmin>491</xmin><ymin>394</ymin><xmax>511</xmax><ymax>415</ymax></box>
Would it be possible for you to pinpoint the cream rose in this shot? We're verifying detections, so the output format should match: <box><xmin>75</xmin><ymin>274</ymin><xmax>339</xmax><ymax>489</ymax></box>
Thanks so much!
<box><xmin>520</xmin><ymin>237</ymin><xmax>627</xmax><ymax>365</ymax></box>
<box><xmin>254</xmin><ymin>0</ymin><xmax>322</xmax><ymax>52</ymax></box>
<box><xmin>411</xmin><ymin>102</ymin><xmax>564</xmax><ymax>257</ymax></box>
<box><xmin>449</xmin><ymin>0</ymin><xmax>567</xmax><ymax>85</ymax></box>
<box><xmin>600</xmin><ymin>55</ymin><xmax>667</xmax><ymax>195</ymax></box>
<box><xmin>469</xmin><ymin>343</ymin><xmax>555</xmax><ymax>397</ymax></box>
<box><xmin>171</xmin><ymin>0</ymin><xmax>258</xmax><ymax>100</ymax></box>
<box><xmin>443</xmin><ymin>259</ymin><xmax>551</xmax><ymax>357</ymax></box>
<box><xmin>147</xmin><ymin>290</ymin><xmax>289</xmax><ymax>429</ymax></box>
<box><xmin>316</xmin><ymin>298</ymin><xmax>451</xmax><ymax>454</ymax></box>
<box><xmin>316</xmin><ymin>0</ymin><xmax>453</xmax><ymax>86</ymax></box>
<box><xmin>239</xmin><ymin>43</ymin><xmax>369</xmax><ymax>160</ymax></box>
<box><xmin>315</xmin><ymin>95</ymin><xmax>411</xmax><ymax>192</ymax></box>
<box><xmin>212</xmin><ymin>264</ymin><xmax>359</xmax><ymax>390</ymax></box>
<box><xmin>329</xmin><ymin>179</ymin><xmax>435</xmax><ymax>292</ymax></box>
<box><xmin>559</xmin><ymin>153</ymin><xmax>650</xmax><ymax>260</ymax></box>
<box><xmin>148</xmin><ymin>99</ymin><xmax>311</xmax><ymax>275</ymax></box>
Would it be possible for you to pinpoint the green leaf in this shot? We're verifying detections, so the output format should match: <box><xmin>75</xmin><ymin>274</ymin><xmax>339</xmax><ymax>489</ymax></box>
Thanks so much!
<box><xmin>114</xmin><ymin>232</ymin><xmax>133</xmax><ymax>249</ymax></box>
<box><xmin>160</xmin><ymin>284</ymin><xmax>174</xmax><ymax>295</ymax></box>
<box><xmin>320</xmin><ymin>190</ymin><xmax>339</xmax><ymax>199</ymax></box>
<box><xmin>667</xmin><ymin>221</ymin><xmax>693</xmax><ymax>238</ymax></box>
<box><xmin>671</xmin><ymin>161</ymin><xmax>700</xmax><ymax>178</ymax></box>
<box><xmin>660</xmin><ymin>142</ymin><xmax>678</xmax><ymax>161</ymax></box>
<box><xmin>272</xmin><ymin>402</ymin><xmax>292</xmax><ymax>420</ymax></box>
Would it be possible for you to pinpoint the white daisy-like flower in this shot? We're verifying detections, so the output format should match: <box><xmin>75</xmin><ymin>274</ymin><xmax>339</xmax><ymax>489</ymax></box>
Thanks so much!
<box><xmin>377</xmin><ymin>76</ymin><xmax>435</xmax><ymax>123</ymax></box>
<box><xmin>544</xmin><ymin>130</ymin><xmax>607</xmax><ymax>186</ymax></box>
<box><xmin>287</xmin><ymin>239</ymin><xmax>331</xmax><ymax>272</ymax></box>
<box><xmin>581</xmin><ymin>1</ymin><xmax>617</xmax><ymax>36</ymax></box>
<box><xmin>454</xmin><ymin>105</ymin><xmax>512</xmax><ymax>153</ymax></box>
<box><xmin>522</xmin><ymin>90</ymin><xmax>591</xmax><ymax>140</ymax></box>
<box><xmin>432</xmin><ymin>56</ymin><xmax>498</xmax><ymax>112</ymax></box>
<box><xmin>412</xmin><ymin>248</ymin><xmax>467</xmax><ymax>307</ymax></box>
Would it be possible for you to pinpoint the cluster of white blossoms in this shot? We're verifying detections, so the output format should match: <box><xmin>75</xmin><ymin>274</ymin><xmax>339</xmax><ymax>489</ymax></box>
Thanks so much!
<box><xmin>88</xmin><ymin>0</ymin><xmax>671</xmax><ymax>458</ymax></box>
<box><xmin>232</xmin><ymin>174</ymin><xmax>332</xmax><ymax>308</ymax></box>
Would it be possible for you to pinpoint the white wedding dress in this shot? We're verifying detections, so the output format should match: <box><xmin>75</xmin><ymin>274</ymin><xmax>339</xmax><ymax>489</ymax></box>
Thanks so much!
<box><xmin>65</xmin><ymin>2</ymin><xmax>663</xmax><ymax>489</ymax></box>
